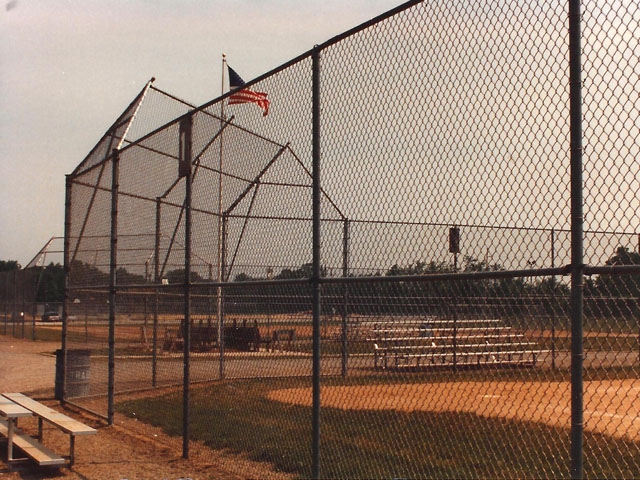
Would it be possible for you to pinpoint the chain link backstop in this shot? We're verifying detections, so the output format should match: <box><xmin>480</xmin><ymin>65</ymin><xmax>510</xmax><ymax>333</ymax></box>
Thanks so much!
<box><xmin>59</xmin><ymin>1</ymin><xmax>639</xmax><ymax>478</ymax></box>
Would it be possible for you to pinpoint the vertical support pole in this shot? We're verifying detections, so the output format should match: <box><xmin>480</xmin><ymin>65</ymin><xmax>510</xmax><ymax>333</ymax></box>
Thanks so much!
<box><xmin>217</xmin><ymin>67</ymin><xmax>226</xmax><ymax>380</ymax></box>
<box><xmin>3</xmin><ymin>276</ymin><xmax>7</xmax><ymax>335</ymax></box>
<box><xmin>5</xmin><ymin>276</ymin><xmax>9</xmax><ymax>336</ymax></box>
<box><xmin>219</xmin><ymin>214</ymin><xmax>228</xmax><ymax>379</ymax></box>
<box><xmin>69</xmin><ymin>435</ymin><xmax>75</xmax><ymax>466</ymax></box>
<box><xmin>311</xmin><ymin>45</ymin><xmax>322</xmax><ymax>480</ymax></box>
<box><xmin>452</xmin><ymin>299</ymin><xmax>458</xmax><ymax>371</ymax></box>
<box><xmin>107</xmin><ymin>149</ymin><xmax>119</xmax><ymax>426</ymax></box>
<box><xmin>61</xmin><ymin>175</ymin><xmax>72</xmax><ymax>402</ymax></box>
<box><xmin>152</xmin><ymin>198</ymin><xmax>161</xmax><ymax>388</ymax></box>
<box><xmin>569</xmin><ymin>0</ymin><xmax>584</xmax><ymax>477</ymax></box>
<box><xmin>21</xmin><ymin>272</ymin><xmax>25</xmax><ymax>339</ymax></box>
<box><xmin>341</xmin><ymin>219</ymin><xmax>350</xmax><ymax>377</ymax></box>
<box><xmin>31</xmin><ymin>269</ymin><xmax>38</xmax><ymax>341</ymax></box>
<box><xmin>7</xmin><ymin>419</ymin><xmax>14</xmax><ymax>462</ymax></box>
<box><xmin>208</xmin><ymin>263</ymin><xmax>213</xmax><ymax>327</ymax></box>
<box><xmin>32</xmin><ymin>290</ymin><xmax>36</xmax><ymax>341</ymax></box>
<box><xmin>12</xmin><ymin>270</ymin><xmax>17</xmax><ymax>337</ymax></box>
<box><xmin>180</xmin><ymin>114</ymin><xmax>193</xmax><ymax>459</ymax></box>
<box><xmin>551</xmin><ymin>228</ymin><xmax>556</xmax><ymax>370</ymax></box>
<box><xmin>143</xmin><ymin>292</ymin><xmax>148</xmax><ymax>325</ymax></box>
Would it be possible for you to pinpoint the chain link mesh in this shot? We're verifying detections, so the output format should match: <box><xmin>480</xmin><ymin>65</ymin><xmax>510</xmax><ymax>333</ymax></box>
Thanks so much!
<box><xmin>52</xmin><ymin>0</ymin><xmax>640</xmax><ymax>477</ymax></box>
<box><xmin>0</xmin><ymin>238</ymin><xmax>64</xmax><ymax>341</ymax></box>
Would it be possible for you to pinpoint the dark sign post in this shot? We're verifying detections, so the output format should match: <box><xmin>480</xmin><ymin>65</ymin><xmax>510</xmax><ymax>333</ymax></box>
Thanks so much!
<box><xmin>449</xmin><ymin>227</ymin><xmax>460</xmax><ymax>271</ymax></box>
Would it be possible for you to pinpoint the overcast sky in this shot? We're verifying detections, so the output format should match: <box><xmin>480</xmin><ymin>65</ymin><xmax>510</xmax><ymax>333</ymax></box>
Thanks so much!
<box><xmin>0</xmin><ymin>0</ymin><xmax>401</xmax><ymax>266</ymax></box>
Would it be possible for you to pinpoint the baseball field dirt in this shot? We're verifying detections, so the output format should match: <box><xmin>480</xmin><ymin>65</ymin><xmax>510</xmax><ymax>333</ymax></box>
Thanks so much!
<box><xmin>267</xmin><ymin>378</ymin><xmax>640</xmax><ymax>441</ymax></box>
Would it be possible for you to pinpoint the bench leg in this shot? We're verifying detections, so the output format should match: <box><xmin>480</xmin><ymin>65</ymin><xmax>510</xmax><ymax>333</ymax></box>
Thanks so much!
<box><xmin>7</xmin><ymin>419</ymin><xmax>14</xmax><ymax>462</ymax></box>
<box><xmin>69</xmin><ymin>435</ymin><xmax>75</xmax><ymax>466</ymax></box>
<box><xmin>38</xmin><ymin>417</ymin><xmax>43</xmax><ymax>441</ymax></box>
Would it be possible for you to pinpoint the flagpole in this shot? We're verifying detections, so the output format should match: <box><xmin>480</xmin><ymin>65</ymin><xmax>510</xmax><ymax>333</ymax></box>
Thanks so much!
<box><xmin>217</xmin><ymin>53</ymin><xmax>226</xmax><ymax>379</ymax></box>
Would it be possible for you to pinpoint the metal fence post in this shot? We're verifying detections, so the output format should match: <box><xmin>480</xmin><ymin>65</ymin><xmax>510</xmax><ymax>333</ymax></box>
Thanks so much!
<box><xmin>12</xmin><ymin>270</ymin><xmax>17</xmax><ymax>337</ymax></box>
<box><xmin>217</xmin><ymin>92</ymin><xmax>226</xmax><ymax>381</ymax></box>
<box><xmin>61</xmin><ymin>175</ymin><xmax>72</xmax><ymax>401</ymax></box>
<box><xmin>569</xmin><ymin>0</ymin><xmax>584</xmax><ymax>477</ymax></box>
<box><xmin>1</xmin><ymin>279</ymin><xmax>3</xmax><ymax>335</ymax></box>
<box><xmin>220</xmin><ymin>214</ymin><xmax>228</xmax><ymax>379</ymax></box>
<box><xmin>453</xmin><ymin>302</ymin><xmax>458</xmax><ymax>371</ymax></box>
<box><xmin>180</xmin><ymin>113</ymin><xmax>193</xmax><ymax>459</ymax></box>
<box><xmin>551</xmin><ymin>228</ymin><xmax>556</xmax><ymax>370</ymax></box>
<box><xmin>153</xmin><ymin>198</ymin><xmax>161</xmax><ymax>388</ymax></box>
<box><xmin>22</xmin><ymin>273</ymin><xmax>26</xmax><ymax>339</ymax></box>
<box><xmin>341</xmin><ymin>219</ymin><xmax>350</xmax><ymax>377</ymax></box>
<box><xmin>3</xmin><ymin>276</ymin><xmax>6</xmax><ymax>335</ymax></box>
<box><xmin>108</xmin><ymin>149</ymin><xmax>119</xmax><ymax>426</ymax></box>
<box><xmin>311</xmin><ymin>44</ymin><xmax>322</xmax><ymax>480</ymax></box>
<box><xmin>31</xmin><ymin>276</ymin><xmax>36</xmax><ymax>341</ymax></box>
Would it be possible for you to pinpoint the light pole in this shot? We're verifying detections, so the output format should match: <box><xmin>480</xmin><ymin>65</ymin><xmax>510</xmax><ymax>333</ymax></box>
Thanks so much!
<box><xmin>527</xmin><ymin>259</ymin><xmax>537</xmax><ymax>285</ymax></box>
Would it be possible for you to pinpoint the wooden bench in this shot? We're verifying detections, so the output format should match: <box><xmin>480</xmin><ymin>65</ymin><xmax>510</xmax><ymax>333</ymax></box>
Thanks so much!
<box><xmin>2</xmin><ymin>393</ymin><xmax>96</xmax><ymax>466</ymax></box>
<box><xmin>0</xmin><ymin>396</ymin><xmax>65</xmax><ymax>467</ymax></box>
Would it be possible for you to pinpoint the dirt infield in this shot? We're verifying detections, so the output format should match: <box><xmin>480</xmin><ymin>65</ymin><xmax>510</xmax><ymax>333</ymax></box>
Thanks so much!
<box><xmin>268</xmin><ymin>378</ymin><xmax>640</xmax><ymax>441</ymax></box>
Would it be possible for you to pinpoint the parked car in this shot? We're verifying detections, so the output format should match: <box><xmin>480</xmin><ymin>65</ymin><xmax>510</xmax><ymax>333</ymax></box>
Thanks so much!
<box><xmin>42</xmin><ymin>311</ymin><xmax>61</xmax><ymax>322</ymax></box>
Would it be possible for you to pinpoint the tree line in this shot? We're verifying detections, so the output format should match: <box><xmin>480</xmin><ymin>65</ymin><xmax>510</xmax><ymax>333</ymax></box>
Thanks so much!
<box><xmin>2</xmin><ymin>245</ymin><xmax>637</xmax><ymax>317</ymax></box>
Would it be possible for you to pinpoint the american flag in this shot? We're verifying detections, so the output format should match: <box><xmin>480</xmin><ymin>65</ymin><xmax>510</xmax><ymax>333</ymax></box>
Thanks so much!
<box><xmin>227</xmin><ymin>65</ymin><xmax>270</xmax><ymax>116</ymax></box>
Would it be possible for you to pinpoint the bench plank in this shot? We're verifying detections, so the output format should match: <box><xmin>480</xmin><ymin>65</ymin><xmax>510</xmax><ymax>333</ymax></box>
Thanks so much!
<box><xmin>0</xmin><ymin>418</ymin><xmax>65</xmax><ymax>466</ymax></box>
<box><xmin>2</xmin><ymin>393</ymin><xmax>96</xmax><ymax>436</ymax></box>
<box><xmin>0</xmin><ymin>396</ymin><xmax>32</xmax><ymax>419</ymax></box>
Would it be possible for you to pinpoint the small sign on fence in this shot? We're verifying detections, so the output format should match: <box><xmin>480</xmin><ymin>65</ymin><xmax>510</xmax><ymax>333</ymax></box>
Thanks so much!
<box><xmin>449</xmin><ymin>227</ymin><xmax>460</xmax><ymax>254</ymax></box>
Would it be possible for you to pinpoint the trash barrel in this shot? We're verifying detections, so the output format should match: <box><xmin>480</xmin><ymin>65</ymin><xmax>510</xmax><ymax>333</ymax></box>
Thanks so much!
<box><xmin>55</xmin><ymin>349</ymin><xmax>91</xmax><ymax>399</ymax></box>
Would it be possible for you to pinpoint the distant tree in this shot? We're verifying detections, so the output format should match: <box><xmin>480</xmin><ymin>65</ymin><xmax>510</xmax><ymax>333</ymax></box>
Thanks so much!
<box><xmin>276</xmin><ymin>263</ymin><xmax>327</xmax><ymax>279</ymax></box>
<box><xmin>0</xmin><ymin>260</ymin><xmax>20</xmax><ymax>272</ymax></box>
<box><xmin>115</xmin><ymin>267</ymin><xmax>146</xmax><ymax>285</ymax></box>
<box><xmin>461</xmin><ymin>255</ymin><xmax>502</xmax><ymax>273</ymax></box>
<box><xmin>536</xmin><ymin>277</ymin><xmax>570</xmax><ymax>296</ymax></box>
<box><xmin>594</xmin><ymin>246</ymin><xmax>640</xmax><ymax>298</ymax></box>
<box><xmin>165</xmin><ymin>268</ymin><xmax>205</xmax><ymax>284</ymax></box>
<box><xmin>68</xmin><ymin>260</ymin><xmax>109</xmax><ymax>285</ymax></box>
<box><xmin>36</xmin><ymin>263</ymin><xmax>64</xmax><ymax>302</ymax></box>
<box><xmin>386</xmin><ymin>259</ymin><xmax>454</xmax><ymax>276</ymax></box>
<box><xmin>234</xmin><ymin>272</ymin><xmax>257</xmax><ymax>282</ymax></box>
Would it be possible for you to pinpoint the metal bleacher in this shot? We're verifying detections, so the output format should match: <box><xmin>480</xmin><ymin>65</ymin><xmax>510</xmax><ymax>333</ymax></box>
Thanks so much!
<box><xmin>369</xmin><ymin>317</ymin><xmax>548</xmax><ymax>370</ymax></box>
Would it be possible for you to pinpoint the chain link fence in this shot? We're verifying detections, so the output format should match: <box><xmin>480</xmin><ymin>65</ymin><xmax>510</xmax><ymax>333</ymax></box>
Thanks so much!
<box><xmin>0</xmin><ymin>237</ymin><xmax>64</xmax><ymax>341</ymax></box>
<box><xmin>59</xmin><ymin>0</ymin><xmax>639</xmax><ymax>478</ymax></box>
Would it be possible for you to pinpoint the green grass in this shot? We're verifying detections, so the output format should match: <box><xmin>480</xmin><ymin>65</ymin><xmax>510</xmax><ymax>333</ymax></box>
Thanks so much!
<box><xmin>117</xmin><ymin>369</ymin><xmax>640</xmax><ymax>479</ymax></box>
<box><xmin>0</xmin><ymin>324</ymin><xmax>61</xmax><ymax>342</ymax></box>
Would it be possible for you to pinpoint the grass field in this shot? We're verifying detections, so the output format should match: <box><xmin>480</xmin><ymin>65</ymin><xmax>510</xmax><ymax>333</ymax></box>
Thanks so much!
<box><xmin>0</xmin><ymin>323</ymin><xmax>62</xmax><ymax>342</ymax></box>
<box><xmin>117</xmin><ymin>367</ymin><xmax>640</xmax><ymax>479</ymax></box>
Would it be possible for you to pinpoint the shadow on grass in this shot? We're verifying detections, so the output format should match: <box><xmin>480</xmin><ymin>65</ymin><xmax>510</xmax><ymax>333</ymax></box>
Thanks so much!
<box><xmin>117</xmin><ymin>373</ymin><xmax>639</xmax><ymax>479</ymax></box>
